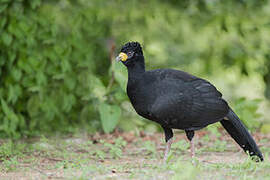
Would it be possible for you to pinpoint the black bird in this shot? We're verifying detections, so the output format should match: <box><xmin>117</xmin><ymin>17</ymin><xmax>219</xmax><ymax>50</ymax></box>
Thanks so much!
<box><xmin>116</xmin><ymin>42</ymin><xmax>263</xmax><ymax>162</ymax></box>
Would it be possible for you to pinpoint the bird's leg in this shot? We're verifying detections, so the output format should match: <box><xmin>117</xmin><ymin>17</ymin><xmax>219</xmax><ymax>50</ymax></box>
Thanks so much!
<box><xmin>185</xmin><ymin>130</ymin><xmax>195</xmax><ymax>162</ymax></box>
<box><xmin>163</xmin><ymin>137</ymin><xmax>173</xmax><ymax>162</ymax></box>
<box><xmin>190</xmin><ymin>136</ymin><xmax>195</xmax><ymax>159</ymax></box>
<box><xmin>162</xmin><ymin>127</ymin><xmax>173</xmax><ymax>163</ymax></box>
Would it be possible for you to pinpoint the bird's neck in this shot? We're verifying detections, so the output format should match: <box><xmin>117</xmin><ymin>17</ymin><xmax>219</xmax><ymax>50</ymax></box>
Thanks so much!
<box><xmin>127</xmin><ymin>60</ymin><xmax>145</xmax><ymax>84</ymax></box>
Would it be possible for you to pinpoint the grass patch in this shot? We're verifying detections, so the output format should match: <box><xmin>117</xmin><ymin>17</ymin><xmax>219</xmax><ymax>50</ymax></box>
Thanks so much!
<box><xmin>0</xmin><ymin>131</ymin><xmax>269</xmax><ymax>179</ymax></box>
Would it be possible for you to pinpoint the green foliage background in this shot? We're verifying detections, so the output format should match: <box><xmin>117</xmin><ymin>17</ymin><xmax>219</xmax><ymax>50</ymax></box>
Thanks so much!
<box><xmin>0</xmin><ymin>0</ymin><xmax>270</xmax><ymax>138</ymax></box>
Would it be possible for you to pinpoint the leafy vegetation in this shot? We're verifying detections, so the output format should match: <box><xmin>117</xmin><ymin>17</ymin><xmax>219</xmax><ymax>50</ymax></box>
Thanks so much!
<box><xmin>0</xmin><ymin>0</ymin><xmax>270</xmax><ymax>137</ymax></box>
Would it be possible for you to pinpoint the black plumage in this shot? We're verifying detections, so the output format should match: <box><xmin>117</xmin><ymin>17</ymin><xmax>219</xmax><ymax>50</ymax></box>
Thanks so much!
<box><xmin>116</xmin><ymin>42</ymin><xmax>263</xmax><ymax>162</ymax></box>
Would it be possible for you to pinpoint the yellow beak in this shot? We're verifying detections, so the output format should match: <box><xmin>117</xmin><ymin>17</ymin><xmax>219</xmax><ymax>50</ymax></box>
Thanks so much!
<box><xmin>116</xmin><ymin>52</ymin><xmax>128</xmax><ymax>62</ymax></box>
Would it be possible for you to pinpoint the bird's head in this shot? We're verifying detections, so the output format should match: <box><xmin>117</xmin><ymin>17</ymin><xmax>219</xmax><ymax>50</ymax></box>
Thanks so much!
<box><xmin>116</xmin><ymin>42</ymin><xmax>144</xmax><ymax>67</ymax></box>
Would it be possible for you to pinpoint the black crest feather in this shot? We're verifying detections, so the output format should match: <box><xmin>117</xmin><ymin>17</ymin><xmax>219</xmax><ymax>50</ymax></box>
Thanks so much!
<box><xmin>121</xmin><ymin>42</ymin><xmax>143</xmax><ymax>55</ymax></box>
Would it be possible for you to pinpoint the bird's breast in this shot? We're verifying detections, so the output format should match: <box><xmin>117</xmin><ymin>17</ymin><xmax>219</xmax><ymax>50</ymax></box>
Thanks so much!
<box><xmin>127</xmin><ymin>86</ymin><xmax>155</xmax><ymax>118</ymax></box>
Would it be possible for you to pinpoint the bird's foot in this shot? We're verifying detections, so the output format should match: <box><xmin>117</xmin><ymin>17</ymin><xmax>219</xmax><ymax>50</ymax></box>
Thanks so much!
<box><xmin>191</xmin><ymin>157</ymin><xmax>196</xmax><ymax>165</ymax></box>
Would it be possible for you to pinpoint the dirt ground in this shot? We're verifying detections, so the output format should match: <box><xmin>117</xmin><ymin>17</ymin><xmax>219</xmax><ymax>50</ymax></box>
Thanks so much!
<box><xmin>0</xmin><ymin>130</ymin><xmax>269</xmax><ymax>180</ymax></box>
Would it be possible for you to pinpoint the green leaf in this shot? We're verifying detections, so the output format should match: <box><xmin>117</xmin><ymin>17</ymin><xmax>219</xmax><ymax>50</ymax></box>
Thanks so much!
<box><xmin>0</xmin><ymin>17</ymin><xmax>7</xmax><ymax>29</ymax></box>
<box><xmin>27</xmin><ymin>96</ymin><xmax>40</xmax><ymax>118</ymax></box>
<box><xmin>28</xmin><ymin>86</ymin><xmax>41</xmax><ymax>92</ymax></box>
<box><xmin>0</xmin><ymin>99</ymin><xmax>19</xmax><ymax>133</ymax></box>
<box><xmin>0</xmin><ymin>0</ymin><xmax>10</xmax><ymax>3</ymax></box>
<box><xmin>261</xmin><ymin>124</ymin><xmax>270</xmax><ymax>134</ymax></box>
<box><xmin>62</xmin><ymin>94</ymin><xmax>76</xmax><ymax>112</ymax></box>
<box><xmin>52</xmin><ymin>73</ymin><xmax>65</xmax><ymax>80</ymax></box>
<box><xmin>113</xmin><ymin>62</ymin><xmax>128</xmax><ymax>91</ymax></box>
<box><xmin>2</xmin><ymin>32</ymin><xmax>13</xmax><ymax>46</ymax></box>
<box><xmin>7</xmin><ymin>84</ymin><xmax>21</xmax><ymax>104</ymax></box>
<box><xmin>30</xmin><ymin>0</ymin><xmax>41</xmax><ymax>9</ymax></box>
<box><xmin>36</xmin><ymin>71</ymin><xmax>47</xmax><ymax>85</ymax></box>
<box><xmin>98</xmin><ymin>103</ymin><xmax>121</xmax><ymax>133</ymax></box>
<box><xmin>8</xmin><ymin>51</ymin><xmax>16</xmax><ymax>63</ymax></box>
<box><xmin>90</xmin><ymin>75</ymin><xmax>106</xmax><ymax>101</ymax></box>
<box><xmin>64</xmin><ymin>76</ymin><xmax>76</xmax><ymax>90</ymax></box>
<box><xmin>0</xmin><ymin>4</ymin><xmax>8</xmax><ymax>13</ymax></box>
<box><xmin>11</xmin><ymin>68</ymin><xmax>22</xmax><ymax>82</ymax></box>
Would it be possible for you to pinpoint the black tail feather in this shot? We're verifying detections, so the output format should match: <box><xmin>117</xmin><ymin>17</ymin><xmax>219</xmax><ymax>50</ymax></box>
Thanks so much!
<box><xmin>220</xmin><ymin>108</ymin><xmax>263</xmax><ymax>161</ymax></box>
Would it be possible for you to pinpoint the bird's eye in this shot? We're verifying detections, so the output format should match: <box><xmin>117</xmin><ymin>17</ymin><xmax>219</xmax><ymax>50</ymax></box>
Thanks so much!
<box><xmin>127</xmin><ymin>52</ymin><xmax>133</xmax><ymax>57</ymax></box>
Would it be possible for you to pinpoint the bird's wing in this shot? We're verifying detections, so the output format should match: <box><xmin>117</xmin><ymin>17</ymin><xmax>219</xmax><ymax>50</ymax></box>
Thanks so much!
<box><xmin>147</xmin><ymin>69</ymin><xmax>229</xmax><ymax>129</ymax></box>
